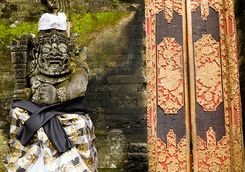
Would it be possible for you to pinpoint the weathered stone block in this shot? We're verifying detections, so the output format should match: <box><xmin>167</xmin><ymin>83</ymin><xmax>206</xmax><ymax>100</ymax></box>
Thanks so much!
<box><xmin>96</xmin><ymin>129</ymin><xmax>128</xmax><ymax>169</ymax></box>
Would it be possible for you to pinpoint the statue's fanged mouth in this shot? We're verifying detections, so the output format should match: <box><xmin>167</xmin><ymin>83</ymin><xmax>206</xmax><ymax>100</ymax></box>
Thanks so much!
<box><xmin>38</xmin><ymin>55</ymin><xmax>70</xmax><ymax>75</ymax></box>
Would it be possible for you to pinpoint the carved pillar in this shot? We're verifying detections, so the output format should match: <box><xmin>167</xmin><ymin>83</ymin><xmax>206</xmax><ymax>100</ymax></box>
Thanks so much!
<box><xmin>146</xmin><ymin>0</ymin><xmax>191</xmax><ymax>171</ymax></box>
<box><xmin>10</xmin><ymin>36</ymin><xmax>29</xmax><ymax>89</ymax></box>
<box><xmin>187</xmin><ymin>0</ymin><xmax>244</xmax><ymax>171</ymax></box>
<box><xmin>146</xmin><ymin>0</ymin><xmax>244</xmax><ymax>171</ymax></box>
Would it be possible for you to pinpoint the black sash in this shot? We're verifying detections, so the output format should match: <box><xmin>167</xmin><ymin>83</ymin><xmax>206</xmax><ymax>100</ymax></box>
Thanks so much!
<box><xmin>13</xmin><ymin>96</ymin><xmax>86</xmax><ymax>153</ymax></box>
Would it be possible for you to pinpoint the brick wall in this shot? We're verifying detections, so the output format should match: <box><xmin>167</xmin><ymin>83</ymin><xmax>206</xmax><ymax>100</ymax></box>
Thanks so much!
<box><xmin>86</xmin><ymin>4</ymin><xmax>147</xmax><ymax>143</ymax></box>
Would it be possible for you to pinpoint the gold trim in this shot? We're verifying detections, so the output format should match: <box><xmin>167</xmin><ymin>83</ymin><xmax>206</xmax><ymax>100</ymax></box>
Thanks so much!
<box><xmin>146</xmin><ymin>1</ymin><xmax>158</xmax><ymax>171</ymax></box>
<box><xmin>223</xmin><ymin>0</ymin><xmax>244</xmax><ymax>170</ymax></box>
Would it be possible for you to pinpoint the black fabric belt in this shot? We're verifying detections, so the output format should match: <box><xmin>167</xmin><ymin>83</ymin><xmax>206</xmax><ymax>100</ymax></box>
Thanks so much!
<box><xmin>13</xmin><ymin>96</ymin><xmax>86</xmax><ymax>154</ymax></box>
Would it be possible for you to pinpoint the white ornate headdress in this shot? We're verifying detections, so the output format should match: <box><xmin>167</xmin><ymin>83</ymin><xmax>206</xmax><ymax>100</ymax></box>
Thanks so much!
<box><xmin>38</xmin><ymin>12</ymin><xmax>67</xmax><ymax>31</ymax></box>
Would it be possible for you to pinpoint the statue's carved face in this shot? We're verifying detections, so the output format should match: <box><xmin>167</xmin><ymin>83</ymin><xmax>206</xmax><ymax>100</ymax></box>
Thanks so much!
<box><xmin>37</xmin><ymin>32</ymin><xmax>71</xmax><ymax>76</ymax></box>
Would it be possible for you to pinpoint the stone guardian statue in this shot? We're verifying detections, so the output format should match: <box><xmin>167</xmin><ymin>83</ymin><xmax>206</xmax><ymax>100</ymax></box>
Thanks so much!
<box><xmin>5</xmin><ymin>12</ymin><xmax>98</xmax><ymax>172</ymax></box>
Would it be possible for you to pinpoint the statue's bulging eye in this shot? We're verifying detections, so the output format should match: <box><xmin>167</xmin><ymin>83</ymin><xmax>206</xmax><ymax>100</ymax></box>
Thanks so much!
<box><xmin>42</xmin><ymin>47</ymin><xmax>51</xmax><ymax>54</ymax></box>
<box><xmin>59</xmin><ymin>47</ymin><xmax>67</xmax><ymax>53</ymax></box>
<box><xmin>58</xmin><ymin>44</ymin><xmax>68</xmax><ymax>53</ymax></box>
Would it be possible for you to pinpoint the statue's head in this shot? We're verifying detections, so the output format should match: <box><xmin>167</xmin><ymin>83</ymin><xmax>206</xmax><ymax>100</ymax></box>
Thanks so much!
<box><xmin>35</xmin><ymin>12</ymin><xmax>72</xmax><ymax>76</ymax></box>
<box><xmin>35</xmin><ymin>30</ymin><xmax>72</xmax><ymax>76</ymax></box>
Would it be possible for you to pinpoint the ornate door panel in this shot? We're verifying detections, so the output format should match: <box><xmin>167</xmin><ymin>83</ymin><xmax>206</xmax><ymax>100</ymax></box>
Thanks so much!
<box><xmin>146</xmin><ymin>0</ymin><xmax>191</xmax><ymax>171</ymax></box>
<box><xmin>146</xmin><ymin>0</ymin><xmax>244</xmax><ymax>171</ymax></box>
<box><xmin>187</xmin><ymin>0</ymin><xmax>244</xmax><ymax>171</ymax></box>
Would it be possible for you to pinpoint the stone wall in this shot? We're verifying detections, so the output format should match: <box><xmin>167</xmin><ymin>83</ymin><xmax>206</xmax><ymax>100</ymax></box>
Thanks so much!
<box><xmin>86</xmin><ymin>3</ymin><xmax>146</xmax><ymax>143</ymax></box>
<box><xmin>85</xmin><ymin>4</ymin><xmax>148</xmax><ymax>170</ymax></box>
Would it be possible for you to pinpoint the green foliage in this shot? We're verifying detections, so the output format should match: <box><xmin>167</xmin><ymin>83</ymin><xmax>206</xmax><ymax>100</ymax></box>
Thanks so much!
<box><xmin>0</xmin><ymin>12</ymin><xmax>127</xmax><ymax>49</ymax></box>
<box><xmin>0</xmin><ymin>22</ymin><xmax>38</xmax><ymax>49</ymax></box>
<box><xmin>71</xmin><ymin>12</ymin><xmax>127</xmax><ymax>45</ymax></box>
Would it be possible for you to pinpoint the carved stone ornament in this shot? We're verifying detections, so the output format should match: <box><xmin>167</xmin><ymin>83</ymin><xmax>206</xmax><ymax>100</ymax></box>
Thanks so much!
<box><xmin>35</xmin><ymin>31</ymin><xmax>71</xmax><ymax>76</ymax></box>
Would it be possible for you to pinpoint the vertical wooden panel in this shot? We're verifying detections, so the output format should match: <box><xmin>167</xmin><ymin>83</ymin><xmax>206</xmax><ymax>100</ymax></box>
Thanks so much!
<box><xmin>145</xmin><ymin>1</ymin><xmax>157</xmax><ymax>170</ymax></box>
<box><xmin>187</xmin><ymin>0</ymin><xmax>244</xmax><ymax>171</ymax></box>
<box><xmin>223</xmin><ymin>0</ymin><xmax>244</xmax><ymax>170</ymax></box>
<box><xmin>147</xmin><ymin>0</ymin><xmax>243</xmax><ymax>171</ymax></box>
<box><xmin>146</xmin><ymin>0</ymin><xmax>191</xmax><ymax>171</ymax></box>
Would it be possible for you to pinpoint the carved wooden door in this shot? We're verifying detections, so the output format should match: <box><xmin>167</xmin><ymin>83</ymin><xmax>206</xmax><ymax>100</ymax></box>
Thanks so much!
<box><xmin>145</xmin><ymin>0</ymin><xmax>244</xmax><ymax>171</ymax></box>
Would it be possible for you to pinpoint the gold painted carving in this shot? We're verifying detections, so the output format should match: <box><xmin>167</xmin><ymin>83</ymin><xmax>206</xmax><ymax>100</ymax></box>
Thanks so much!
<box><xmin>146</xmin><ymin>0</ymin><xmax>156</xmax><ymax>18</ymax></box>
<box><xmin>194</xmin><ymin>34</ymin><xmax>222</xmax><ymax>111</ymax></box>
<box><xmin>164</xmin><ymin>0</ymin><xmax>174</xmax><ymax>23</ymax></box>
<box><xmin>155</xmin><ymin>0</ymin><xmax>183</xmax><ymax>23</ymax></box>
<box><xmin>191</xmin><ymin>0</ymin><xmax>201</xmax><ymax>11</ymax></box>
<box><xmin>157</xmin><ymin>37</ymin><xmax>184</xmax><ymax>114</ymax></box>
<box><xmin>145</xmin><ymin>2</ymin><xmax>158</xmax><ymax>171</ymax></box>
<box><xmin>225</xmin><ymin>0</ymin><xmax>244</xmax><ymax>170</ymax></box>
<box><xmin>156</xmin><ymin>130</ymin><xmax>187</xmax><ymax>171</ymax></box>
<box><xmin>191</xmin><ymin>0</ymin><xmax>220</xmax><ymax>20</ymax></box>
<box><xmin>209</xmin><ymin>0</ymin><xmax>220</xmax><ymax>12</ymax></box>
<box><xmin>201</xmin><ymin>0</ymin><xmax>209</xmax><ymax>20</ymax></box>
<box><xmin>196</xmin><ymin>127</ymin><xmax>229</xmax><ymax>171</ymax></box>
<box><xmin>148</xmin><ymin>132</ymin><xmax>157</xmax><ymax>171</ymax></box>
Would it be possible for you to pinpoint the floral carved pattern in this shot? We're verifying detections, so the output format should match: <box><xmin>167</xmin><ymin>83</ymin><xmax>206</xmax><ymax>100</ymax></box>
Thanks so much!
<box><xmin>155</xmin><ymin>0</ymin><xmax>183</xmax><ymax>23</ymax></box>
<box><xmin>197</xmin><ymin>127</ymin><xmax>229</xmax><ymax>171</ymax></box>
<box><xmin>157</xmin><ymin>38</ymin><xmax>184</xmax><ymax>114</ymax></box>
<box><xmin>148</xmin><ymin>132</ymin><xmax>157</xmax><ymax>171</ymax></box>
<box><xmin>191</xmin><ymin>0</ymin><xmax>220</xmax><ymax>20</ymax></box>
<box><xmin>225</xmin><ymin>0</ymin><xmax>244</xmax><ymax>170</ymax></box>
<box><xmin>146</xmin><ymin>1</ymin><xmax>158</xmax><ymax>171</ymax></box>
<box><xmin>194</xmin><ymin>34</ymin><xmax>222</xmax><ymax>111</ymax></box>
<box><xmin>156</xmin><ymin>130</ymin><xmax>187</xmax><ymax>172</ymax></box>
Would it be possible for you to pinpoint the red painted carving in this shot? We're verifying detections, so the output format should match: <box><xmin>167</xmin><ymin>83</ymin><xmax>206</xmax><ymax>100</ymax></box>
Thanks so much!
<box><xmin>194</xmin><ymin>34</ymin><xmax>222</xmax><ymax>111</ymax></box>
<box><xmin>191</xmin><ymin>0</ymin><xmax>220</xmax><ymax>20</ymax></box>
<box><xmin>155</xmin><ymin>0</ymin><xmax>183</xmax><ymax>23</ymax></box>
<box><xmin>157</xmin><ymin>37</ymin><xmax>184</xmax><ymax>114</ymax></box>
<box><xmin>197</xmin><ymin>127</ymin><xmax>229</xmax><ymax>171</ymax></box>
<box><xmin>156</xmin><ymin>130</ymin><xmax>187</xmax><ymax>171</ymax></box>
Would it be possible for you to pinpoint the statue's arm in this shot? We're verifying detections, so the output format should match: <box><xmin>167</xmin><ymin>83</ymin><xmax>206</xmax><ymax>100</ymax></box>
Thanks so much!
<box><xmin>36</xmin><ymin>68</ymin><xmax>88</xmax><ymax>105</ymax></box>
<box><xmin>57</xmin><ymin>68</ymin><xmax>88</xmax><ymax>102</ymax></box>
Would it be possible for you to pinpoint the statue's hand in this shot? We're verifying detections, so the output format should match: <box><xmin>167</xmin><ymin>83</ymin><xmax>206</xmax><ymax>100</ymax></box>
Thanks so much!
<box><xmin>38</xmin><ymin>84</ymin><xmax>57</xmax><ymax>105</ymax></box>
<box><xmin>13</xmin><ymin>88</ymin><xmax>31</xmax><ymax>100</ymax></box>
